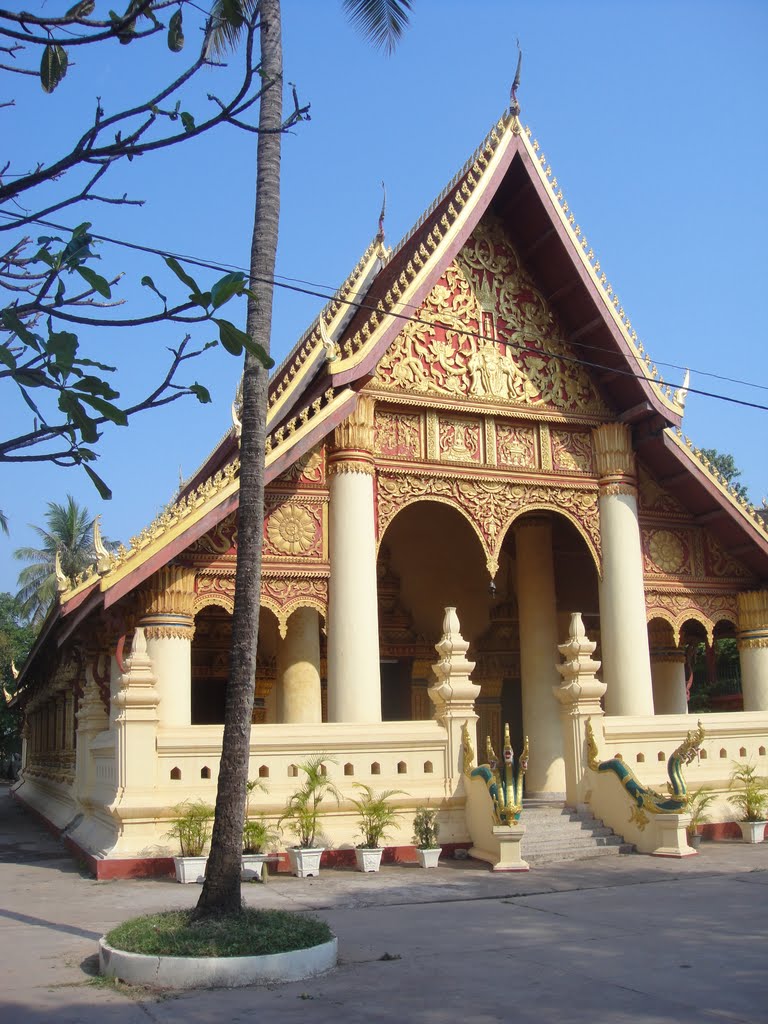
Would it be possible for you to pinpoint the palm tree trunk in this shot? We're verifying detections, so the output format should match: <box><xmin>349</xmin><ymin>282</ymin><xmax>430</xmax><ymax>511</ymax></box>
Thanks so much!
<box><xmin>195</xmin><ymin>0</ymin><xmax>283</xmax><ymax>916</ymax></box>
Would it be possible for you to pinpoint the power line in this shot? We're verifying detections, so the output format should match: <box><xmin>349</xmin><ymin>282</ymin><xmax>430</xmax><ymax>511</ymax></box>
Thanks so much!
<box><xmin>3</xmin><ymin>209</ymin><xmax>768</xmax><ymax>413</ymax></box>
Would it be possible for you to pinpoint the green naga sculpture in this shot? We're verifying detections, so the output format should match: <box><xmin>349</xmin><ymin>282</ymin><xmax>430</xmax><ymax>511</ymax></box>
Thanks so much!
<box><xmin>469</xmin><ymin>723</ymin><xmax>529</xmax><ymax>825</ymax></box>
<box><xmin>586</xmin><ymin>718</ymin><xmax>705</xmax><ymax>829</ymax></box>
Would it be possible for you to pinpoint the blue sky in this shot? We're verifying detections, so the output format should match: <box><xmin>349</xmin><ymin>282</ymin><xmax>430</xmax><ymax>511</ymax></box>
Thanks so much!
<box><xmin>2</xmin><ymin>0</ymin><xmax>767</xmax><ymax>593</ymax></box>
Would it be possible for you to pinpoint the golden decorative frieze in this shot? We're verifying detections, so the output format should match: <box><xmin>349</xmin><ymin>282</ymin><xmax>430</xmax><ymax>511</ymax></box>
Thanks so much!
<box><xmin>644</xmin><ymin>589</ymin><xmax>738</xmax><ymax>644</ymax></box>
<box><xmin>496</xmin><ymin>422</ymin><xmax>536</xmax><ymax>468</ymax></box>
<box><xmin>374</xmin><ymin>409</ymin><xmax>422</xmax><ymax>460</ymax></box>
<box><xmin>326</xmin><ymin>454</ymin><xmax>375</xmax><ymax>476</ymax></box>
<box><xmin>187</xmin><ymin>512</ymin><xmax>238</xmax><ymax>557</ymax></box>
<box><xmin>438</xmin><ymin>417</ymin><xmax>482</xmax><ymax>464</ymax></box>
<box><xmin>551</xmin><ymin>429</ymin><xmax>593</xmax><ymax>474</ymax></box>
<box><xmin>274</xmin><ymin>445</ymin><xmax>325</xmax><ymax>487</ymax></box>
<box><xmin>637</xmin><ymin>466</ymin><xmax>687</xmax><ymax>517</ymax></box>
<box><xmin>374</xmin><ymin>218</ymin><xmax>607</xmax><ymax>416</ymax></box>
<box><xmin>702</xmin><ymin>532</ymin><xmax>752</xmax><ymax>580</ymax></box>
<box><xmin>377</xmin><ymin>470</ymin><xmax>600</xmax><ymax>578</ymax></box>
<box><xmin>194</xmin><ymin>575</ymin><xmax>235</xmax><ymax>614</ymax></box>
<box><xmin>260</xmin><ymin>578</ymin><xmax>328</xmax><ymax>639</ymax></box>
<box><xmin>143</xmin><ymin>623</ymin><xmax>195</xmax><ymax>642</ymax></box>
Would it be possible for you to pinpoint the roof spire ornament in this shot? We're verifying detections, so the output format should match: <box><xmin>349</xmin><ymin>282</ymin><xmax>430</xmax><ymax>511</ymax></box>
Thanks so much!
<box><xmin>54</xmin><ymin>549</ymin><xmax>68</xmax><ymax>594</ymax></box>
<box><xmin>93</xmin><ymin>515</ymin><xmax>112</xmax><ymax>575</ymax></box>
<box><xmin>510</xmin><ymin>40</ymin><xmax>523</xmax><ymax>116</ymax></box>
<box><xmin>376</xmin><ymin>180</ymin><xmax>387</xmax><ymax>242</ymax></box>
<box><xmin>673</xmin><ymin>368</ymin><xmax>690</xmax><ymax>411</ymax></box>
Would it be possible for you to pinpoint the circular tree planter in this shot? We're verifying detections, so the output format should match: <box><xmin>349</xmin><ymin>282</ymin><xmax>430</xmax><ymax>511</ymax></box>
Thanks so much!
<box><xmin>99</xmin><ymin>935</ymin><xmax>338</xmax><ymax>990</ymax></box>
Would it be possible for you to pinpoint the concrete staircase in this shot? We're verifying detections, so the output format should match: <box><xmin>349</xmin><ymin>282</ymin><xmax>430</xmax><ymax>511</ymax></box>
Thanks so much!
<box><xmin>520</xmin><ymin>800</ymin><xmax>633</xmax><ymax>865</ymax></box>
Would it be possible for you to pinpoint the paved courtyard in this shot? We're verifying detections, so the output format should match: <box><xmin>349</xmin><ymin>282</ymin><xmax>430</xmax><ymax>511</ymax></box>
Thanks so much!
<box><xmin>1</xmin><ymin>784</ymin><xmax>767</xmax><ymax>1023</ymax></box>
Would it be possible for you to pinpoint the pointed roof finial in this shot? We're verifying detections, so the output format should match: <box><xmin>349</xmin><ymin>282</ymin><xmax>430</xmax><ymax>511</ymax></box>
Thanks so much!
<box><xmin>54</xmin><ymin>549</ymin><xmax>68</xmax><ymax>594</ymax></box>
<box><xmin>510</xmin><ymin>39</ymin><xmax>522</xmax><ymax>116</ymax></box>
<box><xmin>93</xmin><ymin>515</ymin><xmax>112</xmax><ymax>575</ymax></box>
<box><xmin>673</xmin><ymin>368</ymin><xmax>690</xmax><ymax>411</ymax></box>
<box><xmin>376</xmin><ymin>180</ymin><xmax>387</xmax><ymax>243</ymax></box>
<box><xmin>10</xmin><ymin>660</ymin><xmax>18</xmax><ymax>680</ymax></box>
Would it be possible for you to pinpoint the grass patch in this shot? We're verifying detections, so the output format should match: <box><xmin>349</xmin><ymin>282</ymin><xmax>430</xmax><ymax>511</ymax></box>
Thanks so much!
<box><xmin>105</xmin><ymin>909</ymin><xmax>332</xmax><ymax>959</ymax></box>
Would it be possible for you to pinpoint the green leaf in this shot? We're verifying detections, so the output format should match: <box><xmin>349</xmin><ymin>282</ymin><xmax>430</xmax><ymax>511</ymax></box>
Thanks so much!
<box><xmin>72</xmin><ymin>375</ymin><xmax>119</xmax><ymax>399</ymax></box>
<box><xmin>221</xmin><ymin>0</ymin><xmax>244</xmax><ymax>28</ymax></box>
<box><xmin>77</xmin><ymin>393</ymin><xmax>129</xmax><ymax>425</ymax></box>
<box><xmin>141</xmin><ymin>275</ymin><xmax>167</xmax><ymax>306</ymax></box>
<box><xmin>214</xmin><ymin>318</ymin><xmax>244</xmax><ymax>356</ymax></box>
<box><xmin>74</xmin><ymin>356</ymin><xmax>117</xmax><ymax>373</ymax></box>
<box><xmin>75</xmin><ymin>265</ymin><xmax>112</xmax><ymax>298</ymax></box>
<box><xmin>164</xmin><ymin>256</ymin><xmax>201</xmax><ymax>296</ymax></box>
<box><xmin>189</xmin><ymin>291</ymin><xmax>211</xmax><ymax>309</ymax></box>
<box><xmin>46</xmin><ymin>330</ymin><xmax>79</xmax><ymax>377</ymax></box>
<box><xmin>82</xmin><ymin>463</ymin><xmax>113</xmax><ymax>501</ymax></box>
<box><xmin>2</xmin><ymin>309</ymin><xmax>39</xmax><ymax>348</ymax></box>
<box><xmin>189</xmin><ymin>383</ymin><xmax>212</xmax><ymax>404</ymax></box>
<box><xmin>40</xmin><ymin>44</ymin><xmax>68</xmax><ymax>94</ymax></box>
<box><xmin>0</xmin><ymin>344</ymin><xmax>17</xmax><ymax>371</ymax></box>
<box><xmin>14</xmin><ymin>369</ymin><xmax>47</xmax><ymax>388</ymax></box>
<box><xmin>210</xmin><ymin>272</ymin><xmax>246</xmax><ymax>310</ymax></box>
<box><xmin>167</xmin><ymin>8</ymin><xmax>184</xmax><ymax>51</ymax></box>
<box><xmin>214</xmin><ymin>318</ymin><xmax>274</xmax><ymax>368</ymax></box>
<box><xmin>180</xmin><ymin>111</ymin><xmax>196</xmax><ymax>133</ymax></box>
<box><xmin>58</xmin><ymin>392</ymin><xmax>99</xmax><ymax>443</ymax></box>
<box><xmin>66</xmin><ymin>0</ymin><xmax>96</xmax><ymax>17</ymax></box>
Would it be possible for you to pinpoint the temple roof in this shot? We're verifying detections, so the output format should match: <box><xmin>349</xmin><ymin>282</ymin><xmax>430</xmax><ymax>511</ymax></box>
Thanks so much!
<box><xmin>40</xmin><ymin>102</ymin><xmax>768</xmax><ymax>636</ymax></box>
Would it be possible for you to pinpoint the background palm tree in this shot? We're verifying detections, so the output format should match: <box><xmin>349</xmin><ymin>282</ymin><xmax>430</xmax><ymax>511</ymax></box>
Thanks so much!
<box><xmin>0</xmin><ymin>510</ymin><xmax>8</xmax><ymax>535</ymax></box>
<box><xmin>195</xmin><ymin>0</ymin><xmax>413</xmax><ymax>917</ymax></box>
<box><xmin>13</xmin><ymin>496</ymin><xmax>116</xmax><ymax>624</ymax></box>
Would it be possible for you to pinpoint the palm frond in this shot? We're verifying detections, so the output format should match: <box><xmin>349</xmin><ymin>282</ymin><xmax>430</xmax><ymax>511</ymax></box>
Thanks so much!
<box><xmin>205</xmin><ymin>0</ymin><xmax>259</xmax><ymax>58</ymax></box>
<box><xmin>342</xmin><ymin>0</ymin><xmax>413</xmax><ymax>55</ymax></box>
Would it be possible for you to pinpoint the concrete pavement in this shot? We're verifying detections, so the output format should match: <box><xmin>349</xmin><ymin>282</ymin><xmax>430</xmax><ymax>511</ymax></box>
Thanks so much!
<box><xmin>2</xmin><ymin>783</ymin><xmax>767</xmax><ymax>1023</ymax></box>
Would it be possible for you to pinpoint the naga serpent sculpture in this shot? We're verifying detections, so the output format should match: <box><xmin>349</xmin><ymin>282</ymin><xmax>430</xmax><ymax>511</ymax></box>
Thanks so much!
<box><xmin>586</xmin><ymin>718</ymin><xmax>705</xmax><ymax>829</ymax></box>
<box><xmin>470</xmin><ymin>723</ymin><xmax>529</xmax><ymax>825</ymax></box>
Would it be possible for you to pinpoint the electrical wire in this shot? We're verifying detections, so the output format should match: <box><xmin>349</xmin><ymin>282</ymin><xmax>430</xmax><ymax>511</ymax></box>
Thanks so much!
<box><xmin>2</xmin><ymin>208</ymin><xmax>768</xmax><ymax>413</ymax></box>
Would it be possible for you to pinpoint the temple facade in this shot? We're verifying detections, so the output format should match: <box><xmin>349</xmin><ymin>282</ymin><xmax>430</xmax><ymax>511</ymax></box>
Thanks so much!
<box><xmin>11</xmin><ymin>104</ymin><xmax>768</xmax><ymax>874</ymax></box>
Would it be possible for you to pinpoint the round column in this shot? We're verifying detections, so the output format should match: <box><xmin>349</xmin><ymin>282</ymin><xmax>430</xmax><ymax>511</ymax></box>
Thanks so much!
<box><xmin>515</xmin><ymin>514</ymin><xmax>565</xmax><ymax>795</ymax></box>
<box><xmin>139</xmin><ymin>566</ymin><xmax>195</xmax><ymax>728</ymax></box>
<box><xmin>327</xmin><ymin>394</ymin><xmax>381</xmax><ymax>723</ymax></box>
<box><xmin>738</xmin><ymin>590</ymin><xmax>768</xmax><ymax>711</ymax></box>
<box><xmin>649</xmin><ymin>623</ymin><xmax>688</xmax><ymax>714</ymax></box>
<box><xmin>276</xmin><ymin>606</ymin><xmax>322</xmax><ymax>723</ymax></box>
<box><xmin>593</xmin><ymin>423</ymin><xmax>654</xmax><ymax>716</ymax></box>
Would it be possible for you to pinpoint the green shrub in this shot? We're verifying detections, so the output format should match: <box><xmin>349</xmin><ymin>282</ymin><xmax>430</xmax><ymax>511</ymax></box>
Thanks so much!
<box><xmin>164</xmin><ymin>800</ymin><xmax>214</xmax><ymax>857</ymax></box>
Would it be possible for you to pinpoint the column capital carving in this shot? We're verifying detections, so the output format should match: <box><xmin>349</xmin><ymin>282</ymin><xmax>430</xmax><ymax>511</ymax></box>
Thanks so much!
<box><xmin>329</xmin><ymin>394</ymin><xmax>375</xmax><ymax>475</ymax></box>
<box><xmin>593</xmin><ymin>423</ymin><xmax>637</xmax><ymax>495</ymax></box>
<box><xmin>139</xmin><ymin>565</ymin><xmax>196</xmax><ymax>619</ymax></box>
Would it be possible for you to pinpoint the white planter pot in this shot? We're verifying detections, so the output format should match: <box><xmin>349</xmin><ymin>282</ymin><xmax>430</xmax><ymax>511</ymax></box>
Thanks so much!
<box><xmin>355</xmin><ymin>848</ymin><xmax>383</xmax><ymax>872</ymax></box>
<box><xmin>738</xmin><ymin>821</ymin><xmax>767</xmax><ymax>844</ymax></box>
<box><xmin>173</xmin><ymin>856</ymin><xmax>207</xmax><ymax>884</ymax></box>
<box><xmin>288</xmin><ymin>847</ymin><xmax>324</xmax><ymax>878</ymax></box>
<box><xmin>416</xmin><ymin>847</ymin><xmax>442</xmax><ymax>868</ymax></box>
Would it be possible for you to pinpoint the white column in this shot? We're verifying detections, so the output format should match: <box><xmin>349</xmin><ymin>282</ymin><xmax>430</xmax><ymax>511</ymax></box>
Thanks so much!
<box><xmin>515</xmin><ymin>515</ymin><xmax>565</xmax><ymax>795</ymax></box>
<box><xmin>327</xmin><ymin>395</ymin><xmax>381</xmax><ymax>723</ymax></box>
<box><xmin>649</xmin><ymin>623</ymin><xmax>688</xmax><ymax>714</ymax></box>
<box><xmin>139</xmin><ymin>566</ymin><xmax>195</xmax><ymax>728</ymax></box>
<box><xmin>593</xmin><ymin>423</ymin><xmax>654</xmax><ymax>716</ymax></box>
<box><xmin>276</xmin><ymin>606</ymin><xmax>322</xmax><ymax>723</ymax></box>
<box><xmin>738</xmin><ymin>590</ymin><xmax>768</xmax><ymax>711</ymax></box>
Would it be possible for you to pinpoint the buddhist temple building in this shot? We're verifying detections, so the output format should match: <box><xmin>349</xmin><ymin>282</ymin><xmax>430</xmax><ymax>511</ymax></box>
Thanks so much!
<box><xmin>10</xmin><ymin>99</ymin><xmax>768</xmax><ymax>874</ymax></box>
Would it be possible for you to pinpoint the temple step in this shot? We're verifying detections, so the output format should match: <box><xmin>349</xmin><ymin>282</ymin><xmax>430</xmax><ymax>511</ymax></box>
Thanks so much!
<box><xmin>520</xmin><ymin>801</ymin><xmax>633</xmax><ymax>865</ymax></box>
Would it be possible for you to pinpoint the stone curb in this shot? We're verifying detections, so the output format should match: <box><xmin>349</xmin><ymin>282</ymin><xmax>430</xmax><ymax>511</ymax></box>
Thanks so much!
<box><xmin>99</xmin><ymin>936</ymin><xmax>338</xmax><ymax>989</ymax></box>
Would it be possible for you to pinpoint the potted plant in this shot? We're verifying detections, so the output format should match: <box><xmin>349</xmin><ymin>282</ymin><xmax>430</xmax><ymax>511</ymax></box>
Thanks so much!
<box><xmin>279</xmin><ymin>754</ymin><xmax>340</xmax><ymax>877</ymax></box>
<box><xmin>242</xmin><ymin>816</ymin><xmax>280</xmax><ymax>881</ymax></box>
<box><xmin>729</xmin><ymin>762</ymin><xmax>768</xmax><ymax>843</ymax></box>
<box><xmin>164</xmin><ymin>800</ymin><xmax>214</xmax><ymax>883</ymax></box>
<box><xmin>349</xmin><ymin>784</ymin><xmax>407</xmax><ymax>872</ymax></box>
<box><xmin>412</xmin><ymin>806</ymin><xmax>441</xmax><ymax>868</ymax></box>
<box><xmin>686</xmin><ymin>786</ymin><xmax>715</xmax><ymax>849</ymax></box>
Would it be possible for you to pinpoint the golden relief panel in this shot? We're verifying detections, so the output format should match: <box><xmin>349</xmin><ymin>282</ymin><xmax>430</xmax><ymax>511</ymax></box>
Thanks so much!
<box><xmin>374</xmin><ymin>409</ymin><xmax>422</xmax><ymax>460</ymax></box>
<box><xmin>496</xmin><ymin>422</ymin><xmax>536</xmax><ymax>468</ymax></box>
<box><xmin>438</xmin><ymin>417</ymin><xmax>482</xmax><ymax>464</ymax></box>
<box><xmin>702</xmin><ymin>531</ymin><xmax>752</xmax><ymax>579</ymax></box>
<box><xmin>263</xmin><ymin>500</ymin><xmax>323</xmax><ymax>559</ymax></box>
<box><xmin>377</xmin><ymin>472</ymin><xmax>600</xmax><ymax>577</ymax></box>
<box><xmin>642</xmin><ymin>528</ymin><xmax>692</xmax><ymax>577</ymax></box>
<box><xmin>551</xmin><ymin>430</ymin><xmax>594</xmax><ymax>474</ymax></box>
<box><xmin>373</xmin><ymin>216</ymin><xmax>607</xmax><ymax>416</ymax></box>
<box><xmin>274</xmin><ymin>445</ymin><xmax>325</xmax><ymax>487</ymax></box>
<box><xmin>261</xmin><ymin>578</ymin><xmax>329</xmax><ymax>639</ymax></box>
<box><xmin>187</xmin><ymin>511</ymin><xmax>237</xmax><ymax>557</ymax></box>
<box><xmin>637</xmin><ymin>465</ymin><xmax>688</xmax><ymax>516</ymax></box>
<box><xmin>194</xmin><ymin>575</ymin><xmax>235</xmax><ymax>614</ymax></box>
